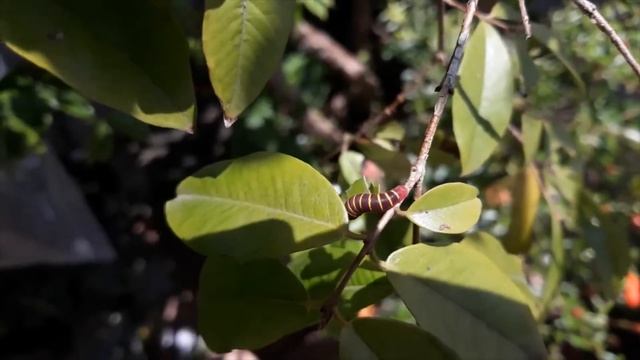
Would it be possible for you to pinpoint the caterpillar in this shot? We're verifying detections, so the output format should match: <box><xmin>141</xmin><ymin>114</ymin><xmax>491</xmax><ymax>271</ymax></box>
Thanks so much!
<box><xmin>345</xmin><ymin>185</ymin><xmax>409</xmax><ymax>219</ymax></box>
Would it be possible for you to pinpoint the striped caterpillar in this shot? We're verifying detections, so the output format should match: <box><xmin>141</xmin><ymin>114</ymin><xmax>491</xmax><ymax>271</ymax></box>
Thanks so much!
<box><xmin>345</xmin><ymin>185</ymin><xmax>409</xmax><ymax>219</ymax></box>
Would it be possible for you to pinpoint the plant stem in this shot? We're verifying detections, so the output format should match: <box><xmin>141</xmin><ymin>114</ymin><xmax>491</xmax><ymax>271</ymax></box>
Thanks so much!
<box><xmin>518</xmin><ymin>0</ymin><xmax>532</xmax><ymax>39</ymax></box>
<box><xmin>319</xmin><ymin>0</ymin><xmax>480</xmax><ymax>327</ymax></box>
<box><xmin>572</xmin><ymin>0</ymin><xmax>640</xmax><ymax>80</ymax></box>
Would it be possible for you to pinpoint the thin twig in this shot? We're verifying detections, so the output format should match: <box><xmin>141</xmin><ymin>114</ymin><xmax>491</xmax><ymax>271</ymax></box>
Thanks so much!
<box><xmin>443</xmin><ymin>0</ymin><xmax>519</xmax><ymax>32</ymax></box>
<box><xmin>518</xmin><ymin>0</ymin><xmax>532</xmax><ymax>39</ymax></box>
<box><xmin>572</xmin><ymin>0</ymin><xmax>640</xmax><ymax>80</ymax></box>
<box><xmin>319</xmin><ymin>0</ymin><xmax>479</xmax><ymax>327</ymax></box>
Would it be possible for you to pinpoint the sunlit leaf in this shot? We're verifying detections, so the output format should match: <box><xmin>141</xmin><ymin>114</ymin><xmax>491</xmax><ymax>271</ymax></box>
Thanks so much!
<box><xmin>345</xmin><ymin>177</ymin><xmax>370</xmax><ymax>199</ymax></box>
<box><xmin>165</xmin><ymin>152</ymin><xmax>347</xmax><ymax>259</ymax></box>
<box><xmin>198</xmin><ymin>255</ymin><xmax>315</xmax><ymax>352</ymax></box>
<box><xmin>453</xmin><ymin>22</ymin><xmax>514</xmax><ymax>175</ymax></box>
<box><xmin>385</xmin><ymin>243</ymin><xmax>546</xmax><ymax>360</ymax></box>
<box><xmin>521</xmin><ymin>115</ymin><xmax>543</xmax><ymax>164</ymax></box>
<box><xmin>503</xmin><ymin>165</ymin><xmax>541</xmax><ymax>254</ymax></box>
<box><xmin>0</xmin><ymin>0</ymin><xmax>195</xmax><ymax>130</ymax></box>
<box><xmin>340</xmin><ymin>150</ymin><xmax>365</xmax><ymax>185</ymax></box>
<box><xmin>406</xmin><ymin>183</ymin><xmax>482</xmax><ymax>234</ymax></box>
<box><xmin>300</xmin><ymin>0</ymin><xmax>334</xmax><ymax>21</ymax></box>
<box><xmin>203</xmin><ymin>0</ymin><xmax>295</xmax><ymax>125</ymax></box>
<box><xmin>340</xmin><ymin>318</ymin><xmax>459</xmax><ymax>360</ymax></box>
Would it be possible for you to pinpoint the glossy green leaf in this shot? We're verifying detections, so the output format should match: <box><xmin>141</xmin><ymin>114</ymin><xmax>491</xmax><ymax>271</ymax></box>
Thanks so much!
<box><xmin>165</xmin><ymin>152</ymin><xmax>347</xmax><ymax>259</ymax></box>
<box><xmin>503</xmin><ymin>165</ymin><xmax>541</xmax><ymax>254</ymax></box>
<box><xmin>198</xmin><ymin>255</ymin><xmax>315</xmax><ymax>352</ymax></box>
<box><xmin>203</xmin><ymin>0</ymin><xmax>295</xmax><ymax>125</ymax></box>
<box><xmin>340</xmin><ymin>318</ymin><xmax>459</xmax><ymax>360</ymax></box>
<box><xmin>385</xmin><ymin>243</ymin><xmax>546</xmax><ymax>360</ymax></box>
<box><xmin>288</xmin><ymin>241</ymin><xmax>391</xmax><ymax>318</ymax></box>
<box><xmin>340</xmin><ymin>151</ymin><xmax>365</xmax><ymax>185</ymax></box>
<box><xmin>521</xmin><ymin>115</ymin><xmax>543</xmax><ymax>164</ymax></box>
<box><xmin>452</xmin><ymin>22</ymin><xmax>514</xmax><ymax>175</ymax></box>
<box><xmin>0</xmin><ymin>0</ymin><xmax>195</xmax><ymax>130</ymax></box>
<box><xmin>406</xmin><ymin>183</ymin><xmax>482</xmax><ymax>234</ymax></box>
<box><xmin>465</xmin><ymin>232</ymin><xmax>539</xmax><ymax>317</ymax></box>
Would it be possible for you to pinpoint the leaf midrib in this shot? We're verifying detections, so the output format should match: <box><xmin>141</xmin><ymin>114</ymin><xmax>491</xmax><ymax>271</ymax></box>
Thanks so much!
<box><xmin>176</xmin><ymin>193</ymin><xmax>339</xmax><ymax>228</ymax></box>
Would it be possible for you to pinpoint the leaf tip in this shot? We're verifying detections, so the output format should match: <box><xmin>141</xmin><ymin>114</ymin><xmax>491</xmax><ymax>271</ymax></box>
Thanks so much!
<box><xmin>223</xmin><ymin>114</ymin><xmax>238</xmax><ymax>128</ymax></box>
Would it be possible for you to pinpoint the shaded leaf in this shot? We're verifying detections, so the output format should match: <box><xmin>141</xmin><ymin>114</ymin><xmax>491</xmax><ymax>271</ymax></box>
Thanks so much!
<box><xmin>340</xmin><ymin>318</ymin><xmax>459</xmax><ymax>360</ymax></box>
<box><xmin>385</xmin><ymin>243</ymin><xmax>546</xmax><ymax>360</ymax></box>
<box><xmin>579</xmin><ymin>192</ymin><xmax>631</xmax><ymax>299</ymax></box>
<box><xmin>503</xmin><ymin>165</ymin><xmax>541</xmax><ymax>254</ymax></box>
<box><xmin>452</xmin><ymin>22</ymin><xmax>514</xmax><ymax>175</ymax></box>
<box><xmin>465</xmin><ymin>232</ymin><xmax>539</xmax><ymax>317</ymax></box>
<box><xmin>165</xmin><ymin>152</ymin><xmax>347</xmax><ymax>259</ymax></box>
<box><xmin>406</xmin><ymin>183</ymin><xmax>482</xmax><ymax>234</ymax></box>
<box><xmin>198</xmin><ymin>255</ymin><xmax>315</xmax><ymax>352</ymax></box>
<box><xmin>0</xmin><ymin>0</ymin><xmax>195</xmax><ymax>130</ymax></box>
<box><xmin>288</xmin><ymin>241</ymin><xmax>392</xmax><ymax>319</ymax></box>
<box><xmin>203</xmin><ymin>0</ymin><xmax>295</xmax><ymax>125</ymax></box>
<box><xmin>372</xmin><ymin>216</ymin><xmax>413</xmax><ymax>260</ymax></box>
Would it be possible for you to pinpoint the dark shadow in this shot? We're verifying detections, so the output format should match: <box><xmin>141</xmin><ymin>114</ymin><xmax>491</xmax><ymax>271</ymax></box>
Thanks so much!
<box><xmin>386</xmin><ymin>271</ymin><xmax>548</xmax><ymax>360</ymax></box>
<box><xmin>456</xmin><ymin>84</ymin><xmax>502</xmax><ymax>142</ymax></box>
<box><xmin>187</xmin><ymin>219</ymin><xmax>347</xmax><ymax>261</ymax></box>
<box><xmin>6</xmin><ymin>1</ymin><xmax>196</xmax><ymax>122</ymax></box>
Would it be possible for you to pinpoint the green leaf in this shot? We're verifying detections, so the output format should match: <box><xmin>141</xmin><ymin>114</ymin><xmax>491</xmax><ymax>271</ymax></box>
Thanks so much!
<box><xmin>406</xmin><ymin>183</ymin><xmax>482</xmax><ymax>234</ymax></box>
<box><xmin>373</xmin><ymin>216</ymin><xmax>413</xmax><ymax>260</ymax></box>
<box><xmin>340</xmin><ymin>318</ymin><xmax>460</xmax><ymax>360</ymax></box>
<box><xmin>0</xmin><ymin>0</ymin><xmax>195</xmax><ymax>130</ymax></box>
<box><xmin>165</xmin><ymin>152</ymin><xmax>347</xmax><ymax>259</ymax></box>
<box><xmin>541</xmin><ymin>213</ymin><xmax>564</xmax><ymax>314</ymax></box>
<box><xmin>521</xmin><ymin>115</ymin><xmax>543</xmax><ymax>164</ymax></box>
<box><xmin>375</xmin><ymin>121</ymin><xmax>406</xmax><ymax>143</ymax></box>
<box><xmin>503</xmin><ymin>165</ymin><xmax>541</xmax><ymax>254</ymax></box>
<box><xmin>340</xmin><ymin>150</ymin><xmax>365</xmax><ymax>185</ymax></box>
<box><xmin>301</xmin><ymin>0</ymin><xmax>334</xmax><ymax>21</ymax></box>
<box><xmin>465</xmin><ymin>232</ymin><xmax>539</xmax><ymax>317</ymax></box>
<box><xmin>198</xmin><ymin>255</ymin><xmax>315</xmax><ymax>352</ymax></box>
<box><xmin>203</xmin><ymin>0</ymin><xmax>295</xmax><ymax>125</ymax></box>
<box><xmin>452</xmin><ymin>22</ymin><xmax>514</xmax><ymax>175</ymax></box>
<box><xmin>288</xmin><ymin>241</ymin><xmax>392</xmax><ymax>318</ymax></box>
<box><xmin>385</xmin><ymin>243</ymin><xmax>546</xmax><ymax>360</ymax></box>
<box><xmin>345</xmin><ymin>178</ymin><xmax>370</xmax><ymax>199</ymax></box>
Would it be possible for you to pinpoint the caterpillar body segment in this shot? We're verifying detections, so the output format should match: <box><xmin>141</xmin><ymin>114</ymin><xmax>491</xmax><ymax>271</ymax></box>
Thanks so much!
<box><xmin>345</xmin><ymin>185</ymin><xmax>409</xmax><ymax>219</ymax></box>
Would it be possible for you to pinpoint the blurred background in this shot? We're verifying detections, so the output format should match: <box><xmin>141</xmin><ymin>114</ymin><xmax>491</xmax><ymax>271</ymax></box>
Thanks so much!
<box><xmin>1</xmin><ymin>0</ymin><xmax>640</xmax><ymax>359</ymax></box>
